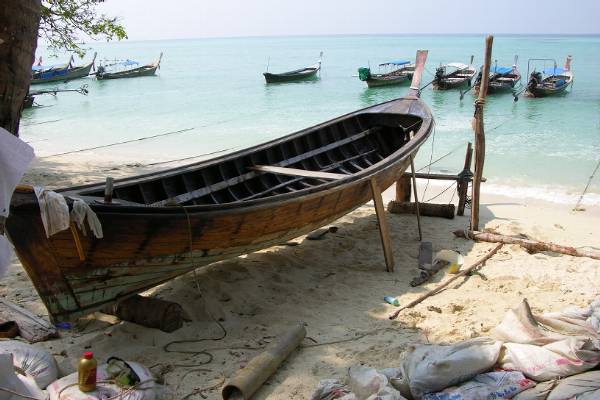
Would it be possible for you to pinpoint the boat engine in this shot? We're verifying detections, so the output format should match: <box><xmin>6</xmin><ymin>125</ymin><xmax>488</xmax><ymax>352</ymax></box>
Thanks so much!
<box><xmin>358</xmin><ymin>67</ymin><xmax>371</xmax><ymax>81</ymax></box>
<box><xmin>434</xmin><ymin>66</ymin><xmax>444</xmax><ymax>83</ymax></box>
<box><xmin>528</xmin><ymin>71</ymin><xmax>542</xmax><ymax>91</ymax></box>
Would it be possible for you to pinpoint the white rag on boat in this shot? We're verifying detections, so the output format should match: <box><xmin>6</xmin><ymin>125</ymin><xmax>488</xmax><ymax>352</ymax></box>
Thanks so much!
<box><xmin>70</xmin><ymin>197</ymin><xmax>103</xmax><ymax>238</ymax></box>
<box><xmin>34</xmin><ymin>186</ymin><xmax>70</xmax><ymax>237</ymax></box>
<box><xmin>34</xmin><ymin>188</ymin><xmax>104</xmax><ymax>239</ymax></box>
<box><xmin>0</xmin><ymin>127</ymin><xmax>35</xmax><ymax>277</ymax></box>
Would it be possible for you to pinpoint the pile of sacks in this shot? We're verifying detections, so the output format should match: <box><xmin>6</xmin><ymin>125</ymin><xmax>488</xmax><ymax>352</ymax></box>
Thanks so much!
<box><xmin>311</xmin><ymin>298</ymin><xmax>600</xmax><ymax>400</ymax></box>
<box><xmin>0</xmin><ymin>339</ymin><xmax>168</xmax><ymax>400</ymax></box>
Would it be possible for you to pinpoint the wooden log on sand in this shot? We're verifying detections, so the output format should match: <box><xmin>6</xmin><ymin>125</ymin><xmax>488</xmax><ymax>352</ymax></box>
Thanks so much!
<box><xmin>103</xmin><ymin>295</ymin><xmax>184</xmax><ymax>332</ymax></box>
<box><xmin>454</xmin><ymin>230</ymin><xmax>600</xmax><ymax>260</ymax></box>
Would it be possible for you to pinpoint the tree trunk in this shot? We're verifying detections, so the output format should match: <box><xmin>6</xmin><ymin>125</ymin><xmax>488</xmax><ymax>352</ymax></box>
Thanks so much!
<box><xmin>0</xmin><ymin>0</ymin><xmax>41</xmax><ymax>136</ymax></box>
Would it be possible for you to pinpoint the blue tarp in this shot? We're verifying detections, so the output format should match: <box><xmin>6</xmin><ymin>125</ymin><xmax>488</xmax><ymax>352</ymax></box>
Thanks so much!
<box><xmin>543</xmin><ymin>67</ymin><xmax>566</xmax><ymax>76</ymax></box>
<box><xmin>379</xmin><ymin>60</ymin><xmax>410</xmax><ymax>66</ymax></box>
<box><xmin>490</xmin><ymin>66</ymin><xmax>513</xmax><ymax>75</ymax></box>
<box><xmin>31</xmin><ymin>64</ymin><xmax>65</xmax><ymax>72</ymax></box>
<box><xmin>121</xmin><ymin>59</ymin><xmax>139</xmax><ymax>66</ymax></box>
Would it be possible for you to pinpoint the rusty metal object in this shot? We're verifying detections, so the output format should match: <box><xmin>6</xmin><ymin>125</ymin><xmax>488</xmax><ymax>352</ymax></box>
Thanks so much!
<box><xmin>222</xmin><ymin>323</ymin><xmax>306</xmax><ymax>399</ymax></box>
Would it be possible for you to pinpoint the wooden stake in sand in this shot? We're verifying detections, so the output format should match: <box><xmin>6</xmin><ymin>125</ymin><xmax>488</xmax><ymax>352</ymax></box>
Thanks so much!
<box><xmin>389</xmin><ymin>243</ymin><xmax>503</xmax><ymax>320</ymax></box>
<box><xmin>471</xmin><ymin>35</ymin><xmax>493</xmax><ymax>231</ymax></box>
<box><xmin>454</xmin><ymin>230</ymin><xmax>600</xmax><ymax>260</ymax></box>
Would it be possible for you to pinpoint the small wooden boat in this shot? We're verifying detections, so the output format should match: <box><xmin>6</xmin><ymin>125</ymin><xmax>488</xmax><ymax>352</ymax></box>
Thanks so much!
<box><xmin>358</xmin><ymin>60</ymin><xmax>415</xmax><ymax>88</ymax></box>
<box><xmin>433</xmin><ymin>56</ymin><xmax>476</xmax><ymax>90</ymax></box>
<box><xmin>96</xmin><ymin>53</ymin><xmax>162</xmax><ymax>80</ymax></box>
<box><xmin>263</xmin><ymin>52</ymin><xmax>323</xmax><ymax>83</ymax></box>
<box><xmin>31</xmin><ymin>53</ymin><xmax>96</xmax><ymax>85</ymax></box>
<box><xmin>7</xmin><ymin>51</ymin><xmax>433</xmax><ymax>323</ymax></box>
<box><xmin>475</xmin><ymin>56</ymin><xmax>521</xmax><ymax>94</ymax></box>
<box><xmin>525</xmin><ymin>56</ymin><xmax>573</xmax><ymax>97</ymax></box>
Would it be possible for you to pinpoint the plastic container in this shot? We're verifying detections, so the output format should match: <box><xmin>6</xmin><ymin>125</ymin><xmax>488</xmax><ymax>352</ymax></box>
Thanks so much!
<box><xmin>78</xmin><ymin>351</ymin><xmax>97</xmax><ymax>392</ymax></box>
<box><xmin>384</xmin><ymin>296</ymin><xmax>400</xmax><ymax>306</ymax></box>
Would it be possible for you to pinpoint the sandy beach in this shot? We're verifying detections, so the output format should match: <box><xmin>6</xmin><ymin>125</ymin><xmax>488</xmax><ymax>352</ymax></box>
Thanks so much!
<box><xmin>2</xmin><ymin>157</ymin><xmax>598</xmax><ymax>399</ymax></box>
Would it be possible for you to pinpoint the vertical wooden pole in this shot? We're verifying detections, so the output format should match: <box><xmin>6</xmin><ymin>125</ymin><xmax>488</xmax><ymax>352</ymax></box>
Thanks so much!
<box><xmin>395</xmin><ymin>176</ymin><xmax>412</xmax><ymax>202</ymax></box>
<box><xmin>369</xmin><ymin>178</ymin><xmax>394</xmax><ymax>272</ymax></box>
<box><xmin>457</xmin><ymin>142</ymin><xmax>473</xmax><ymax>216</ymax></box>
<box><xmin>104</xmin><ymin>177</ymin><xmax>114</xmax><ymax>203</ymax></box>
<box><xmin>471</xmin><ymin>35</ymin><xmax>493</xmax><ymax>231</ymax></box>
<box><xmin>409</xmin><ymin>155</ymin><xmax>423</xmax><ymax>241</ymax></box>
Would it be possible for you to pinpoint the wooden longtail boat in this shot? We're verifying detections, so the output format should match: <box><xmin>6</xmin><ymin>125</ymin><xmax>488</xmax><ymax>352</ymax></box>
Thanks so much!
<box><xmin>474</xmin><ymin>56</ymin><xmax>521</xmax><ymax>94</ymax></box>
<box><xmin>96</xmin><ymin>53</ymin><xmax>163</xmax><ymax>80</ymax></box>
<box><xmin>30</xmin><ymin>53</ymin><xmax>96</xmax><ymax>85</ymax></box>
<box><xmin>525</xmin><ymin>56</ymin><xmax>573</xmax><ymax>97</ymax></box>
<box><xmin>358</xmin><ymin>60</ymin><xmax>415</xmax><ymax>88</ymax></box>
<box><xmin>433</xmin><ymin>56</ymin><xmax>476</xmax><ymax>90</ymax></box>
<box><xmin>7</xmin><ymin>52</ymin><xmax>433</xmax><ymax>323</ymax></box>
<box><xmin>263</xmin><ymin>52</ymin><xmax>323</xmax><ymax>83</ymax></box>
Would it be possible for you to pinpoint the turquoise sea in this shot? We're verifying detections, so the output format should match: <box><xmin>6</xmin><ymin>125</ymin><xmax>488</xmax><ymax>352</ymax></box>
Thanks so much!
<box><xmin>21</xmin><ymin>35</ymin><xmax>600</xmax><ymax>205</ymax></box>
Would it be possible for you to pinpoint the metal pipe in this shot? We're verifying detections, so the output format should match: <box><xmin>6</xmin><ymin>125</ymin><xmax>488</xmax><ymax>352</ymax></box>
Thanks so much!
<box><xmin>222</xmin><ymin>323</ymin><xmax>306</xmax><ymax>400</ymax></box>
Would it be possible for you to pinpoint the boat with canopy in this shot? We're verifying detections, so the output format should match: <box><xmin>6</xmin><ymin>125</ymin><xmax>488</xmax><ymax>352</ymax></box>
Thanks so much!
<box><xmin>358</xmin><ymin>59</ymin><xmax>415</xmax><ymax>88</ymax></box>
<box><xmin>433</xmin><ymin>56</ymin><xmax>476</xmax><ymax>90</ymax></box>
<box><xmin>525</xmin><ymin>56</ymin><xmax>573</xmax><ymax>97</ymax></box>
<box><xmin>474</xmin><ymin>56</ymin><xmax>521</xmax><ymax>94</ymax></box>
<box><xmin>7</xmin><ymin>51</ymin><xmax>433</xmax><ymax>323</ymax></box>
<box><xmin>96</xmin><ymin>53</ymin><xmax>163</xmax><ymax>80</ymax></box>
<box><xmin>31</xmin><ymin>53</ymin><xmax>96</xmax><ymax>85</ymax></box>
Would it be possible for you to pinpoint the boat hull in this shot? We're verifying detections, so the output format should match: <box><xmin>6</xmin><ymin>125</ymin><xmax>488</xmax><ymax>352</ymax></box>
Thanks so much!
<box><xmin>263</xmin><ymin>68</ymin><xmax>319</xmax><ymax>83</ymax></box>
<box><xmin>433</xmin><ymin>78</ymin><xmax>472</xmax><ymax>90</ymax></box>
<box><xmin>526</xmin><ymin>76</ymin><xmax>573</xmax><ymax>97</ymax></box>
<box><xmin>7</xmin><ymin>96</ymin><xmax>433</xmax><ymax>323</ymax></box>
<box><xmin>365</xmin><ymin>74</ymin><xmax>411</xmax><ymax>88</ymax></box>
<box><xmin>31</xmin><ymin>63</ymin><xmax>93</xmax><ymax>85</ymax></box>
<box><xmin>97</xmin><ymin>65</ymin><xmax>158</xmax><ymax>80</ymax></box>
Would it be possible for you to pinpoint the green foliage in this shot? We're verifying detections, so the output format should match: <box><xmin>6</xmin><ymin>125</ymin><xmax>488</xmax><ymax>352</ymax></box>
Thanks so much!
<box><xmin>40</xmin><ymin>0</ymin><xmax>127</xmax><ymax>57</ymax></box>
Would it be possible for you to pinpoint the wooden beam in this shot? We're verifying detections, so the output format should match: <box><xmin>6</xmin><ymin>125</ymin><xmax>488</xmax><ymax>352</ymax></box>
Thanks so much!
<box><xmin>457</xmin><ymin>142</ymin><xmax>473</xmax><ymax>216</ymax></box>
<box><xmin>471</xmin><ymin>36</ymin><xmax>493</xmax><ymax>230</ymax></box>
<box><xmin>395</xmin><ymin>175</ymin><xmax>411</xmax><ymax>202</ymax></box>
<box><xmin>409</xmin><ymin>155</ymin><xmax>423</xmax><ymax>241</ymax></box>
<box><xmin>369</xmin><ymin>178</ymin><xmax>394</xmax><ymax>272</ymax></box>
<box><xmin>250</xmin><ymin>165</ymin><xmax>347</xmax><ymax>180</ymax></box>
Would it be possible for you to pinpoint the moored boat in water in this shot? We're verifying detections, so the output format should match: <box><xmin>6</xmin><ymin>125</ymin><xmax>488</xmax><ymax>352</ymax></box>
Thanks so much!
<box><xmin>7</xmin><ymin>51</ymin><xmax>434</xmax><ymax>323</ymax></box>
<box><xmin>96</xmin><ymin>53</ymin><xmax>163</xmax><ymax>80</ymax></box>
<box><xmin>525</xmin><ymin>56</ymin><xmax>573</xmax><ymax>97</ymax></box>
<box><xmin>474</xmin><ymin>56</ymin><xmax>521</xmax><ymax>94</ymax></box>
<box><xmin>433</xmin><ymin>56</ymin><xmax>476</xmax><ymax>90</ymax></box>
<box><xmin>358</xmin><ymin>60</ymin><xmax>415</xmax><ymax>88</ymax></box>
<box><xmin>31</xmin><ymin>53</ymin><xmax>96</xmax><ymax>85</ymax></box>
<box><xmin>263</xmin><ymin>52</ymin><xmax>323</xmax><ymax>83</ymax></box>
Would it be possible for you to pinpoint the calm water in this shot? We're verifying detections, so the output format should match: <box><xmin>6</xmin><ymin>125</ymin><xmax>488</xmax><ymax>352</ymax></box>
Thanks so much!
<box><xmin>21</xmin><ymin>35</ymin><xmax>600</xmax><ymax>205</ymax></box>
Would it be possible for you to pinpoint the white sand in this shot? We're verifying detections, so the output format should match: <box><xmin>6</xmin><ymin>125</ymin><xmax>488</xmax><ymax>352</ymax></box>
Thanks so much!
<box><xmin>2</xmin><ymin>158</ymin><xmax>599</xmax><ymax>399</ymax></box>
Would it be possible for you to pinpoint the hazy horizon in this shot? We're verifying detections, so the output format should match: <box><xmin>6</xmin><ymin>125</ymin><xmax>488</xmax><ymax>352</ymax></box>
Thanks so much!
<box><xmin>96</xmin><ymin>1</ymin><xmax>599</xmax><ymax>41</ymax></box>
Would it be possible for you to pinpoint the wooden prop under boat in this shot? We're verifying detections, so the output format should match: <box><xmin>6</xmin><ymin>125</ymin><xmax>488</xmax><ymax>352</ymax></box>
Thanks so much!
<box><xmin>31</xmin><ymin>53</ymin><xmax>96</xmax><ymax>85</ymax></box>
<box><xmin>96</xmin><ymin>53</ymin><xmax>163</xmax><ymax>80</ymax></box>
<box><xmin>525</xmin><ymin>56</ymin><xmax>573</xmax><ymax>97</ymax></box>
<box><xmin>359</xmin><ymin>60</ymin><xmax>415</xmax><ymax>88</ymax></box>
<box><xmin>433</xmin><ymin>56</ymin><xmax>476</xmax><ymax>90</ymax></box>
<box><xmin>7</xmin><ymin>51</ymin><xmax>433</xmax><ymax>323</ymax></box>
<box><xmin>475</xmin><ymin>56</ymin><xmax>521</xmax><ymax>94</ymax></box>
<box><xmin>263</xmin><ymin>52</ymin><xmax>323</xmax><ymax>83</ymax></box>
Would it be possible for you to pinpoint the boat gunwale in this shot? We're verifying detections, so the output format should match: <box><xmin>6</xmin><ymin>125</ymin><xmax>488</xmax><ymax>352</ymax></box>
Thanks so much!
<box><xmin>41</xmin><ymin>96</ymin><xmax>431</xmax><ymax>214</ymax></box>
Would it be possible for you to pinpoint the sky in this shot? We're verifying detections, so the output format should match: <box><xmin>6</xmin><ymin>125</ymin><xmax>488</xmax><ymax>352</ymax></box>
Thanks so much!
<box><xmin>97</xmin><ymin>0</ymin><xmax>600</xmax><ymax>40</ymax></box>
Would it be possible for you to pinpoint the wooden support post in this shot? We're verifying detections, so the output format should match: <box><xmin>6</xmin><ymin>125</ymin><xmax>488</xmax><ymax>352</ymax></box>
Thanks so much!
<box><xmin>369</xmin><ymin>178</ymin><xmax>394</xmax><ymax>272</ymax></box>
<box><xmin>409</xmin><ymin>155</ymin><xmax>423</xmax><ymax>241</ymax></box>
<box><xmin>395</xmin><ymin>175</ymin><xmax>412</xmax><ymax>202</ymax></box>
<box><xmin>70</xmin><ymin>223</ymin><xmax>85</xmax><ymax>261</ymax></box>
<box><xmin>104</xmin><ymin>177</ymin><xmax>114</xmax><ymax>203</ymax></box>
<box><xmin>457</xmin><ymin>142</ymin><xmax>473</xmax><ymax>216</ymax></box>
<box><xmin>471</xmin><ymin>36</ymin><xmax>493</xmax><ymax>231</ymax></box>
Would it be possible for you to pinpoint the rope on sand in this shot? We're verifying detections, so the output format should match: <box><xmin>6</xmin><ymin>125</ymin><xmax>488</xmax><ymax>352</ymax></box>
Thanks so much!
<box><xmin>574</xmin><ymin>157</ymin><xmax>600</xmax><ymax>211</ymax></box>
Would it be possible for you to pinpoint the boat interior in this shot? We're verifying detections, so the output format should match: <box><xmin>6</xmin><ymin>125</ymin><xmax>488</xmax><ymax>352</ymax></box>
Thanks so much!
<box><xmin>72</xmin><ymin>112</ymin><xmax>423</xmax><ymax>207</ymax></box>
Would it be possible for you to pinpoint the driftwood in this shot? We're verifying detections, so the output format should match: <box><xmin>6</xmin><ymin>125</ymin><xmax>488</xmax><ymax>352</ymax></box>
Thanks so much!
<box><xmin>454</xmin><ymin>230</ymin><xmax>600</xmax><ymax>260</ymax></box>
<box><xmin>389</xmin><ymin>244</ymin><xmax>503</xmax><ymax>320</ymax></box>
<box><xmin>0</xmin><ymin>299</ymin><xmax>57</xmax><ymax>343</ymax></box>
<box><xmin>102</xmin><ymin>295</ymin><xmax>184</xmax><ymax>332</ymax></box>
<box><xmin>387</xmin><ymin>201</ymin><xmax>455</xmax><ymax>219</ymax></box>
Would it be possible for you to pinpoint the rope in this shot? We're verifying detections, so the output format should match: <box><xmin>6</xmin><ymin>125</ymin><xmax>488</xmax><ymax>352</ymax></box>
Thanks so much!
<box><xmin>421</xmin><ymin>122</ymin><xmax>436</xmax><ymax>200</ymax></box>
<box><xmin>56</xmin><ymin>379</ymin><xmax>156</xmax><ymax>400</ymax></box>
<box><xmin>574</xmin><ymin>157</ymin><xmax>600</xmax><ymax>210</ymax></box>
<box><xmin>416</xmin><ymin>142</ymin><xmax>464</xmax><ymax>172</ymax></box>
<box><xmin>423</xmin><ymin>181</ymin><xmax>457</xmax><ymax>203</ymax></box>
<box><xmin>0</xmin><ymin>386</ymin><xmax>43</xmax><ymax>400</ymax></box>
<box><xmin>40</xmin><ymin>127</ymin><xmax>197</xmax><ymax>158</ymax></box>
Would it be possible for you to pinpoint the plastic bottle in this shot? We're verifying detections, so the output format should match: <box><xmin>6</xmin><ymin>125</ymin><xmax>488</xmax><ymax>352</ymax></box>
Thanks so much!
<box><xmin>78</xmin><ymin>351</ymin><xmax>97</xmax><ymax>392</ymax></box>
<box><xmin>384</xmin><ymin>296</ymin><xmax>400</xmax><ymax>306</ymax></box>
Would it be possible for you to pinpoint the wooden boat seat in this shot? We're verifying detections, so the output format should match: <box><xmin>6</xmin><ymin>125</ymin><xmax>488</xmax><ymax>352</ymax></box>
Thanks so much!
<box><xmin>455</xmin><ymin>74</ymin><xmax>472</xmax><ymax>78</ymax></box>
<box><xmin>250</xmin><ymin>165</ymin><xmax>347</xmax><ymax>180</ymax></box>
